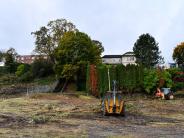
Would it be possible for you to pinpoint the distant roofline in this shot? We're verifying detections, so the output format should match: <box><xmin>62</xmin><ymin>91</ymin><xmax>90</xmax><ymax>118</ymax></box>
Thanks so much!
<box><xmin>102</xmin><ymin>55</ymin><xmax>122</xmax><ymax>58</ymax></box>
<box><xmin>16</xmin><ymin>54</ymin><xmax>47</xmax><ymax>57</ymax></box>
<box><xmin>102</xmin><ymin>52</ymin><xmax>135</xmax><ymax>58</ymax></box>
<box><xmin>122</xmin><ymin>51</ymin><xmax>134</xmax><ymax>56</ymax></box>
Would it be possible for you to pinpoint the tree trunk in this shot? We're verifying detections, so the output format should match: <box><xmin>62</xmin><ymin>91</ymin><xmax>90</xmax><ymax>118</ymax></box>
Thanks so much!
<box><xmin>61</xmin><ymin>79</ymin><xmax>68</xmax><ymax>93</ymax></box>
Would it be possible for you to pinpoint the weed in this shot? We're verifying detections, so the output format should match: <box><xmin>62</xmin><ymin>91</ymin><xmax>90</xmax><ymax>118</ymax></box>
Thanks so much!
<box><xmin>31</xmin><ymin>115</ymin><xmax>49</xmax><ymax>124</ymax></box>
<box><xmin>43</xmin><ymin>104</ymin><xmax>54</xmax><ymax>110</ymax></box>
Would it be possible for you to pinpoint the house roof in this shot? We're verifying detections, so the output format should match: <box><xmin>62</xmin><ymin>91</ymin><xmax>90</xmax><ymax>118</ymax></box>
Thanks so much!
<box><xmin>16</xmin><ymin>55</ymin><xmax>46</xmax><ymax>57</ymax></box>
<box><xmin>102</xmin><ymin>52</ymin><xmax>135</xmax><ymax>58</ymax></box>
<box><xmin>102</xmin><ymin>55</ymin><xmax>122</xmax><ymax>58</ymax></box>
<box><xmin>122</xmin><ymin>51</ymin><xmax>135</xmax><ymax>57</ymax></box>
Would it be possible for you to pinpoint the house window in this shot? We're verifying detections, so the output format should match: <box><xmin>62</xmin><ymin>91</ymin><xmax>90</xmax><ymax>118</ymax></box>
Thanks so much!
<box><xmin>127</xmin><ymin>57</ymin><xmax>134</xmax><ymax>61</ymax></box>
<box><xmin>130</xmin><ymin>57</ymin><xmax>134</xmax><ymax>61</ymax></box>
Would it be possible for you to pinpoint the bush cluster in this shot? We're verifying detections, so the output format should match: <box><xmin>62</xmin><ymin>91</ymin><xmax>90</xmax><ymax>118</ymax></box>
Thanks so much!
<box><xmin>168</xmin><ymin>68</ymin><xmax>184</xmax><ymax>91</ymax></box>
<box><xmin>12</xmin><ymin>58</ymin><xmax>54</xmax><ymax>83</ymax></box>
<box><xmin>86</xmin><ymin>64</ymin><xmax>144</xmax><ymax>97</ymax></box>
<box><xmin>86</xmin><ymin>64</ymin><xmax>179</xmax><ymax>97</ymax></box>
<box><xmin>31</xmin><ymin>59</ymin><xmax>54</xmax><ymax>78</ymax></box>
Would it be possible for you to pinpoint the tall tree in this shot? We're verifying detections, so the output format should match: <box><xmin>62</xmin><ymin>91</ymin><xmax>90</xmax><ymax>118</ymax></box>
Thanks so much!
<box><xmin>54</xmin><ymin>31</ymin><xmax>103</xmax><ymax>80</ymax></box>
<box><xmin>133</xmin><ymin>33</ymin><xmax>164</xmax><ymax>68</ymax></box>
<box><xmin>92</xmin><ymin>40</ymin><xmax>104</xmax><ymax>55</ymax></box>
<box><xmin>173</xmin><ymin>42</ymin><xmax>184</xmax><ymax>67</ymax></box>
<box><xmin>4</xmin><ymin>48</ymin><xmax>18</xmax><ymax>73</ymax></box>
<box><xmin>32</xmin><ymin>19</ymin><xmax>77</xmax><ymax>63</ymax></box>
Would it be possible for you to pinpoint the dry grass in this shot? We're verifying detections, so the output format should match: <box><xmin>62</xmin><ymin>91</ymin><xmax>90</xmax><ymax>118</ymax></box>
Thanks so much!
<box><xmin>0</xmin><ymin>92</ymin><xmax>98</xmax><ymax>137</ymax></box>
<box><xmin>0</xmin><ymin>92</ymin><xmax>184</xmax><ymax>137</ymax></box>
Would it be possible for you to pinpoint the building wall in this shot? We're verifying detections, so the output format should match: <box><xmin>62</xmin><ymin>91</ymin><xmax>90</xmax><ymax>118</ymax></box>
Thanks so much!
<box><xmin>163</xmin><ymin>63</ymin><xmax>178</xmax><ymax>69</ymax></box>
<box><xmin>0</xmin><ymin>58</ymin><xmax>5</xmax><ymax>66</ymax></box>
<box><xmin>102</xmin><ymin>56</ymin><xmax>136</xmax><ymax>65</ymax></box>
<box><xmin>102</xmin><ymin>58</ymin><xmax>122</xmax><ymax>64</ymax></box>
<box><xmin>0</xmin><ymin>62</ymin><xmax>5</xmax><ymax>66</ymax></box>
<box><xmin>16</xmin><ymin>55</ymin><xmax>48</xmax><ymax>64</ymax></box>
<box><xmin>122</xmin><ymin>56</ymin><xmax>136</xmax><ymax>66</ymax></box>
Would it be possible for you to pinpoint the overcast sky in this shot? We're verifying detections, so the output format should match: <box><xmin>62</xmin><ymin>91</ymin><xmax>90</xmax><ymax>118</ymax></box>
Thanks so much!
<box><xmin>0</xmin><ymin>0</ymin><xmax>184</xmax><ymax>62</ymax></box>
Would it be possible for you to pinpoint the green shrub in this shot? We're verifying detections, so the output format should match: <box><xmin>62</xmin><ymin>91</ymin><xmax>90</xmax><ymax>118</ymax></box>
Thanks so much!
<box><xmin>116</xmin><ymin>64</ymin><xmax>126</xmax><ymax>90</ymax></box>
<box><xmin>86</xmin><ymin>63</ymin><xmax>90</xmax><ymax>93</ymax></box>
<box><xmin>116</xmin><ymin>64</ymin><xmax>143</xmax><ymax>93</ymax></box>
<box><xmin>76</xmin><ymin>65</ymin><xmax>87</xmax><ymax>91</ymax></box>
<box><xmin>31</xmin><ymin>115</ymin><xmax>49</xmax><ymax>124</ymax></box>
<box><xmin>0</xmin><ymin>74</ymin><xmax>17</xmax><ymax>85</ymax></box>
<box><xmin>18</xmin><ymin>71</ymin><xmax>33</xmax><ymax>82</ymax></box>
<box><xmin>161</xmin><ymin>70</ymin><xmax>173</xmax><ymax>88</ymax></box>
<box><xmin>173</xmin><ymin>82</ymin><xmax>184</xmax><ymax>91</ymax></box>
<box><xmin>86</xmin><ymin>64</ymin><xmax>176</xmax><ymax>95</ymax></box>
<box><xmin>143</xmin><ymin>69</ymin><xmax>158</xmax><ymax>94</ymax></box>
<box><xmin>0</xmin><ymin>66</ymin><xmax>7</xmax><ymax>75</ymax></box>
<box><xmin>109</xmin><ymin>65</ymin><xmax>116</xmax><ymax>86</ymax></box>
<box><xmin>16</xmin><ymin>64</ymin><xmax>30</xmax><ymax>77</ymax></box>
<box><xmin>144</xmin><ymin>69</ymin><xmax>173</xmax><ymax>94</ymax></box>
<box><xmin>31</xmin><ymin>59</ymin><xmax>54</xmax><ymax>78</ymax></box>
<box><xmin>172</xmin><ymin>82</ymin><xmax>184</xmax><ymax>91</ymax></box>
<box><xmin>97</xmin><ymin>64</ymin><xmax>108</xmax><ymax>97</ymax></box>
<box><xmin>4</xmin><ymin>51</ymin><xmax>19</xmax><ymax>73</ymax></box>
<box><xmin>167</xmin><ymin>68</ymin><xmax>184</xmax><ymax>91</ymax></box>
<box><xmin>167</xmin><ymin>68</ymin><xmax>181</xmax><ymax>79</ymax></box>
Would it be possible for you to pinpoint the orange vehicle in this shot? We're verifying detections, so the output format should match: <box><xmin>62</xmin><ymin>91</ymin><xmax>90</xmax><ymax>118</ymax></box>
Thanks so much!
<box><xmin>155</xmin><ymin>88</ymin><xmax>174</xmax><ymax>100</ymax></box>
<box><xmin>155</xmin><ymin>88</ymin><xmax>165</xmax><ymax>99</ymax></box>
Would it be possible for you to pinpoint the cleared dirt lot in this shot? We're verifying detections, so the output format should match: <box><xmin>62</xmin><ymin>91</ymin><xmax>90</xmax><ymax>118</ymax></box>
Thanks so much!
<box><xmin>0</xmin><ymin>92</ymin><xmax>184</xmax><ymax>138</ymax></box>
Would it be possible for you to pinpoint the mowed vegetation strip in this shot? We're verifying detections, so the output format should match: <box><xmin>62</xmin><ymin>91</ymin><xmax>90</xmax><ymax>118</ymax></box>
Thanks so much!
<box><xmin>0</xmin><ymin>92</ymin><xmax>184</xmax><ymax>137</ymax></box>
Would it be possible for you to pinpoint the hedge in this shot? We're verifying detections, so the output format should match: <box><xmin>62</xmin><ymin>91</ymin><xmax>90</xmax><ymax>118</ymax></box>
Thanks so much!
<box><xmin>86</xmin><ymin>64</ymin><xmax>144</xmax><ymax>97</ymax></box>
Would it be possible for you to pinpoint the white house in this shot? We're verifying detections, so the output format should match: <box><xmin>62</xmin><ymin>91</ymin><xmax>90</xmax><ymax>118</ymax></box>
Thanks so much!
<box><xmin>0</xmin><ymin>62</ymin><xmax>4</xmax><ymax>66</ymax></box>
<box><xmin>0</xmin><ymin>58</ymin><xmax>5</xmax><ymax>66</ymax></box>
<box><xmin>121</xmin><ymin>52</ymin><xmax>136</xmax><ymax>66</ymax></box>
<box><xmin>102</xmin><ymin>55</ymin><xmax>122</xmax><ymax>64</ymax></box>
<box><xmin>162</xmin><ymin>63</ymin><xmax>178</xmax><ymax>69</ymax></box>
<box><xmin>102</xmin><ymin>52</ymin><xmax>136</xmax><ymax>66</ymax></box>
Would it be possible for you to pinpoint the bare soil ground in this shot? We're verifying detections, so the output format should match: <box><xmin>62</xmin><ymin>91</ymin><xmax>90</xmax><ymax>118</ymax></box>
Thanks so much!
<box><xmin>0</xmin><ymin>91</ymin><xmax>184</xmax><ymax>138</ymax></box>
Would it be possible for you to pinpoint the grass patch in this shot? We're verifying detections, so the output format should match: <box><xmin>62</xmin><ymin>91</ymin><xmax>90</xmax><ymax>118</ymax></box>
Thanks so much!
<box><xmin>108</xmin><ymin>136</ymin><xmax>134</xmax><ymax>138</ymax></box>
<box><xmin>149</xmin><ymin>121</ymin><xmax>179</xmax><ymax>127</ymax></box>
<box><xmin>32</xmin><ymin>75</ymin><xmax>56</xmax><ymax>85</ymax></box>
<box><xmin>30</xmin><ymin>93</ymin><xmax>63</xmax><ymax>100</ymax></box>
<box><xmin>174</xmin><ymin>90</ymin><xmax>184</xmax><ymax>98</ymax></box>
<box><xmin>125</xmin><ymin>102</ymin><xmax>141</xmax><ymax>114</ymax></box>
<box><xmin>78</xmin><ymin>95</ymin><xmax>93</xmax><ymax>100</ymax></box>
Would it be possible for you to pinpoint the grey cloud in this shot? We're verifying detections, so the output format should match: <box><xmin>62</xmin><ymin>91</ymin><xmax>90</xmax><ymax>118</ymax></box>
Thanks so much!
<box><xmin>0</xmin><ymin>0</ymin><xmax>184</xmax><ymax>62</ymax></box>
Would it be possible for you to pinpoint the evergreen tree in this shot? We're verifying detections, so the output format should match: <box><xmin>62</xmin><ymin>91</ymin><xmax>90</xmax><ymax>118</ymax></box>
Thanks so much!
<box><xmin>133</xmin><ymin>33</ymin><xmax>164</xmax><ymax>68</ymax></box>
<box><xmin>4</xmin><ymin>48</ymin><xmax>18</xmax><ymax>73</ymax></box>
